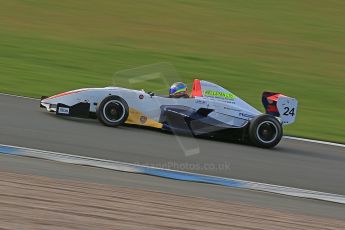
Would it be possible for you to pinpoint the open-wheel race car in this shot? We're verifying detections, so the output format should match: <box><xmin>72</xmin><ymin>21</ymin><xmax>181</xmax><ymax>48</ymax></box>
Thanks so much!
<box><xmin>40</xmin><ymin>79</ymin><xmax>298</xmax><ymax>148</ymax></box>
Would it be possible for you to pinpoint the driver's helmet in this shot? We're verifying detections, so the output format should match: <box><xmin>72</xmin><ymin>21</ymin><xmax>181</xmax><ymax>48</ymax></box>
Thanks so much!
<box><xmin>169</xmin><ymin>82</ymin><xmax>188</xmax><ymax>98</ymax></box>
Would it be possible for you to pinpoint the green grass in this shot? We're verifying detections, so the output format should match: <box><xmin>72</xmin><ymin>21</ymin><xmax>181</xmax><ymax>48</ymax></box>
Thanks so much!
<box><xmin>0</xmin><ymin>0</ymin><xmax>344</xmax><ymax>143</ymax></box>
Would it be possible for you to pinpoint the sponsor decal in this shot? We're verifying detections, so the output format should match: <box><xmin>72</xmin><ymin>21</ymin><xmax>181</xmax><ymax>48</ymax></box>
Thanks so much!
<box><xmin>58</xmin><ymin>107</ymin><xmax>70</xmax><ymax>114</ymax></box>
<box><xmin>139</xmin><ymin>94</ymin><xmax>144</xmax><ymax>99</ymax></box>
<box><xmin>195</xmin><ymin>99</ymin><xmax>206</xmax><ymax>104</ymax></box>
<box><xmin>239</xmin><ymin>112</ymin><xmax>254</xmax><ymax>118</ymax></box>
<box><xmin>224</xmin><ymin>107</ymin><xmax>240</xmax><ymax>111</ymax></box>
<box><xmin>203</xmin><ymin>90</ymin><xmax>236</xmax><ymax>100</ymax></box>
<box><xmin>140</xmin><ymin>116</ymin><xmax>147</xmax><ymax>124</ymax></box>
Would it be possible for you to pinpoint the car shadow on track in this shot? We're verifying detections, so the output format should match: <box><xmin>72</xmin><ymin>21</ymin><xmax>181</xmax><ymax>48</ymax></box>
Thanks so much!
<box><xmin>46</xmin><ymin>112</ymin><xmax>287</xmax><ymax>151</ymax></box>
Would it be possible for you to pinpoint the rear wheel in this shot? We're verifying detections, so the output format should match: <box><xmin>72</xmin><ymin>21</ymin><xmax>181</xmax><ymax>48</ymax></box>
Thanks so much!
<box><xmin>96</xmin><ymin>95</ymin><xmax>129</xmax><ymax>127</ymax></box>
<box><xmin>248</xmin><ymin>115</ymin><xmax>282</xmax><ymax>148</ymax></box>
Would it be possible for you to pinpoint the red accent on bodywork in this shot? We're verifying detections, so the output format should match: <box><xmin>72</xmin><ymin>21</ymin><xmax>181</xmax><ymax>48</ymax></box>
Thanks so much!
<box><xmin>48</xmin><ymin>89</ymin><xmax>86</xmax><ymax>99</ymax></box>
<box><xmin>191</xmin><ymin>79</ymin><xmax>202</xmax><ymax>97</ymax></box>
<box><xmin>262</xmin><ymin>92</ymin><xmax>286</xmax><ymax>115</ymax></box>
<box><xmin>267</xmin><ymin>104</ymin><xmax>278</xmax><ymax>112</ymax></box>
<box><xmin>267</xmin><ymin>93</ymin><xmax>283</xmax><ymax>102</ymax></box>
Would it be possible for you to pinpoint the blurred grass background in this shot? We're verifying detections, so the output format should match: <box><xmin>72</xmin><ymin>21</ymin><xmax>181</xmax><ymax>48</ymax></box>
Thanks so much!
<box><xmin>0</xmin><ymin>0</ymin><xmax>344</xmax><ymax>143</ymax></box>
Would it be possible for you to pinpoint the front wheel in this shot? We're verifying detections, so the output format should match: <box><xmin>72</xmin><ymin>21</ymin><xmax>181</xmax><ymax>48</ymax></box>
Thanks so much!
<box><xmin>248</xmin><ymin>115</ymin><xmax>283</xmax><ymax>148</ymax></box>
<box><xmin>96</xmin><ymin>95</ymin><xmax>129</xmax><ymax>127</ymax></box>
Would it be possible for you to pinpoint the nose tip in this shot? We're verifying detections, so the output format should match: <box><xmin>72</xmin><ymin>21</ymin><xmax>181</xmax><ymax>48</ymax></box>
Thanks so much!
<box><xmin>40</xmin><ymin>96</ymin><xmax>50</xmax><ymax>108</ymax></box>
<box><xmin>41</xmin><ymin>96</ymin><xmax>49</xmax><ymax>101</ymax></box>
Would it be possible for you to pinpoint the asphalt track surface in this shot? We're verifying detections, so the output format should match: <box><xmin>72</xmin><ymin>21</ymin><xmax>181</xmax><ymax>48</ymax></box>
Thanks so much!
<box><xmin>0</xmin><ymin>94</ymin><xmax>344</xmax><ymax>196</ymax></box>
<box><xmin>1</xmin><ymin>154</ymin><xmax>345</xmax><ymax>220</ymax></box>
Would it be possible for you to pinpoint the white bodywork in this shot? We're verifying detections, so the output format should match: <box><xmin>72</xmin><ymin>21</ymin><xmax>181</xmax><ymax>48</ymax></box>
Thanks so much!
<box><xmin>41</xmin><ymin>80</ymin><xmax>297</xmax><ymax>128</ymax></box>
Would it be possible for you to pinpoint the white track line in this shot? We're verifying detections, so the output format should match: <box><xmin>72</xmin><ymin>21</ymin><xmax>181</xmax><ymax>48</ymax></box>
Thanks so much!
<box><xmin>1</xmin><ymin>143</ymin><xmax>345</xmax><ymax>204</ymax></box>
<box><xmin>283</xmin><ymin>136</ymin><xmax>345</xmax><ymax>148</ymax></box>
<box><xmin>0</xmin><ymin>92</ymin><xmax>40</xmax><ymax>100</ymax></box>
<box><xmin>1</xmin><ymin>92</ymin><xmax>344</xmax><ymax>148</ymax></box>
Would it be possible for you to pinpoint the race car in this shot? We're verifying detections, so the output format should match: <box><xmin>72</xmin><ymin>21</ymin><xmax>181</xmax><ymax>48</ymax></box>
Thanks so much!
<box><xmin>40</xmin><ymin>79</ymin><xmax>298</xmax><ymax>148</ymax></box>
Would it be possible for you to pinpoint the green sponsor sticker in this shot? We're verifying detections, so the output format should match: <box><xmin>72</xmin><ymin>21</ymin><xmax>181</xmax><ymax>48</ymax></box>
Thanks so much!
<box><xmin>204</xmin><ymin>90</ymin><xmax>237</xmax><ymax>99</ymax></box>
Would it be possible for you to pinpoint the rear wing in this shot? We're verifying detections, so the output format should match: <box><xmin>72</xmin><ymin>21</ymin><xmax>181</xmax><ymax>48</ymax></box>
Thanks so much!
<box><xmin>262</xmin><ymin>92</ymin><xmax>298</xmax><ymax>125</ymax></box>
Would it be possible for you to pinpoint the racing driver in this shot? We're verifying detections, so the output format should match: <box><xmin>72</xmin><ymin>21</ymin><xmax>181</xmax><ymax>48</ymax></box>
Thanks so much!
<box><xmin>169</xmin><ymin>82</ymin><xmax>189</xmax><ymax>98</ymax></box>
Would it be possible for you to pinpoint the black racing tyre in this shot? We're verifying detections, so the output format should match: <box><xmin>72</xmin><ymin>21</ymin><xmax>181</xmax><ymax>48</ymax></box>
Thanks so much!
<box><xmin>248</xmin><ymin>114</ymin><xmax>283</xmax><ymax>148</ymax></box>
<box><xmin>96</xmin><ymin>95</ymin><xmax>129</xmax><ymax>127</ymax></box>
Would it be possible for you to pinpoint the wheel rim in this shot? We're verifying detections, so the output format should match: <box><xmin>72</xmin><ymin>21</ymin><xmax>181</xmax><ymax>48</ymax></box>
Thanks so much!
<box><xmin>102</xmin><ymin>100</ymin><xmax>126</xmax><ymax>123</ymax></box>
<box><xmin>256</xmin><ymin>121</ymin><xmax>278</xmax><ymax>144</ymax></box>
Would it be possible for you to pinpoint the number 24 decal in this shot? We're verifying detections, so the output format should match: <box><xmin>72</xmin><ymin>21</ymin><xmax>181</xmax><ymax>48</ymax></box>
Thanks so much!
<box><xmin>283</xmin><ymin>107</ymin><xmax>295</xmax><ymax>116</ymax></box>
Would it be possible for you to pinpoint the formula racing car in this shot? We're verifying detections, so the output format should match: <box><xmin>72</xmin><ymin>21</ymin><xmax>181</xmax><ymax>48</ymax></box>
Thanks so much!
<box><xmin>40</xmin><ymin>79</ymin><xmax>298</xmax><ymax>148</ymax></box>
